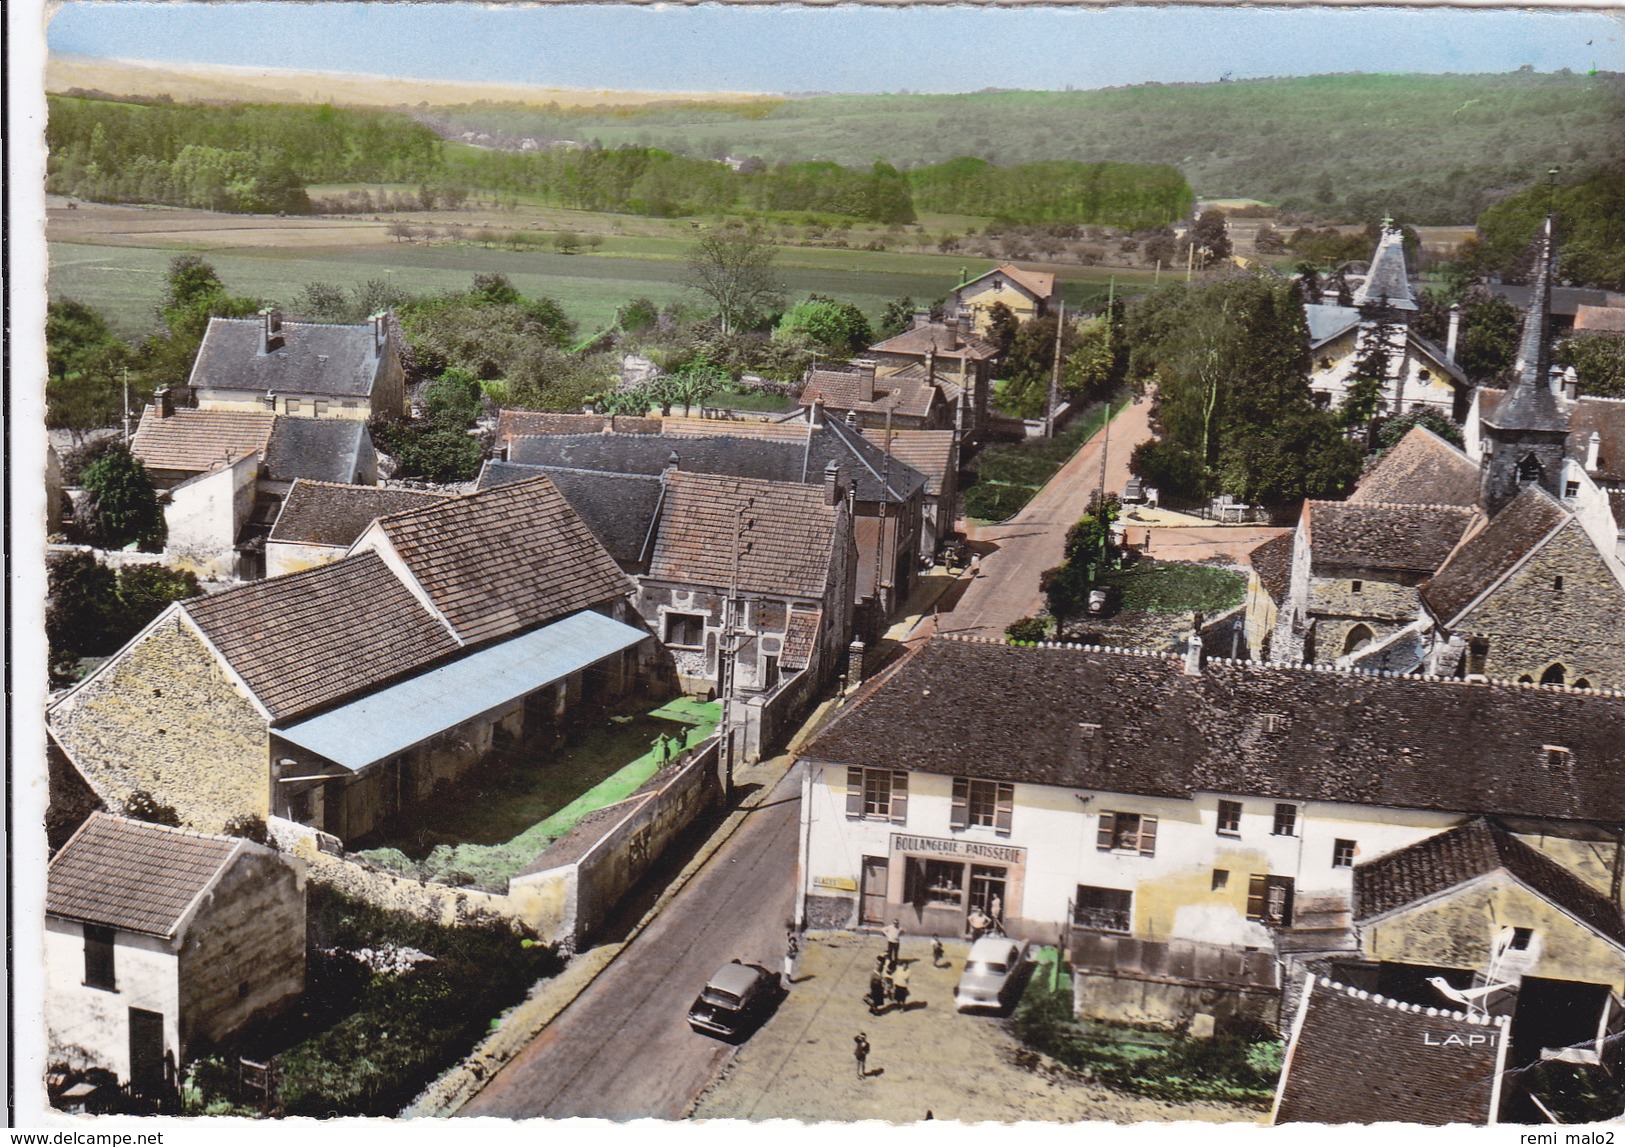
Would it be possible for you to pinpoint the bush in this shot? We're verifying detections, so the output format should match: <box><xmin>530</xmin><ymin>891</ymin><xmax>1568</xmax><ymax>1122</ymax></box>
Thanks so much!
<box><xmin>123</xmin><ymin>790</ymin><xmax>183</xmax><ymax>827</ymax></box>
<box><xmin>222</xmin><ymin>814</ymin><xmax>272</xmax><ymax>847</ymax></box>
<box><xmin>1005</xmin><ymin>617</ymin><xmax>1049</xmax><ymax>644</ymax></box>
<box><xmin>963</xmin><ymin>482</ymin><xmax>1038</xmax><ymax>523</ymax></box>
<box><xmin>80</xmin><ymin>442</ymin><xmax>165</xmax><ymax>551</ymax></box>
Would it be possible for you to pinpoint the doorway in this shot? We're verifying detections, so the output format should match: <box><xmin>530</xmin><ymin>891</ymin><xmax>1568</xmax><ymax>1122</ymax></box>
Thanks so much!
<box><xmin>128</xmin><ymin>1008</ymin><xmax>166</xmax><ymax>1095</ymax></box>
<box><xmin>969</xmin><ymin>864</ymin><xmax>1008</xmax><ymax>924</ymax></box>
<box><xmin>860</xmin><ymin>856</ymin><xmax>889</xmax><ymax>925</ymax></box>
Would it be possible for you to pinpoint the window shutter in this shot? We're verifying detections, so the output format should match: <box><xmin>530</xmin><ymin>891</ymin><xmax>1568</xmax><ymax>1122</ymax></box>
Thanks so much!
<box><xmin>994</xmin><ymin>783</ymin><xmax>1014</xmax><ymax>836</ymax></box>
<box><xmin>890</xmin><ymin>771</ymin><xmax>909</xmax><ymax>824</ymax></box>
<box><xmin>950</xmin><ymin>777</ymin><xmax>970</xmax><ymax>830</ymax></box>
<box><xmin>1096</xmin><ymin>812</ymin><xmax>1116</xmax><ymax>851</ymax></box>
<box><xmin>1138</xmin><ymin>815</ymin><xmax>1158</xmax><ymax>856</ymax></box>
<box><xmin>846</xmin><ymin>767</ymin><xmax>864</xmax><ymax>818</ymax></box>
<box><xmin>1246</xmin><ymin>875</ymin><xmax>1267</xmax><ymax>921</ymax></box>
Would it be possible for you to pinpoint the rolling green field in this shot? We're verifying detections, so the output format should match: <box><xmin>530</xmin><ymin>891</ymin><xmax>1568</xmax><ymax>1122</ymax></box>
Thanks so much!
<box><xmin>50</xmin><ymin>230</ymin><xmax>1155</xmax><ymax>338</ymax></box>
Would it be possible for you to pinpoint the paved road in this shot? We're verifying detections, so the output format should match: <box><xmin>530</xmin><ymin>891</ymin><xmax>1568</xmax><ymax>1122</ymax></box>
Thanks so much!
<box><xmin>941</xmin><ymin>395</ymin><xmax>1154</xmax><ymax>638</ymax></box>
<box><xmin>1137</xmin><ymin>523</ymin><xmax>1292</xmax><ymax>565</ymax></box>
<box><xmin>458</xmin><ymin>764</ymin><xmax>802</xmax><ymax>1119</ymax></box>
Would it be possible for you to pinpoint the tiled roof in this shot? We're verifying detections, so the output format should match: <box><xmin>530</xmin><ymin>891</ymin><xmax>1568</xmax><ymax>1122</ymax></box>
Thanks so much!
<box><xmin>497</xmin><ymin>410</ymin><xmax>661</xmax><ymax>443</ymax></box>
<box><xmin>191</xmin><ymin>316</ymin><xmax>388</xmax><ymax>398</ymax></box>
<box><xmin>1575</xmin><ymin>304</ymin><xmax>1625</xmax><ymax>334</ymax></box>
<box><xmin>184</xmin><ymin>550</ymin><xmax>460</xmax><ymax>720</ymax></box>
<box><xmin>1349</xmin><ymin>427</ymin><xmax>1481</xmax><ymax>507</ymax></box>
<box><xmin>960</xmin><ymin>263</ymin><xmax>1056</xmax><ymax>300</ymax></box>
<box><xmin>477</xmin><ymin>462</ymin><xmax>663</xmax><ymax>565</ymax></box>
<box><xmin>47</xmin><ymin>812</ymin><xmax>240</xmax><ymax>937</ymax></box>
<box><xmin>1247</xmin><ymin>530</ymin><xmax>1296</xmax><ymax>605</ymax></box>
<box><xmin>268</xmin><ymin>480</ymin><xmax>450</xmax><ymax>548</ymax></box>
<box><xmin>1354</xmin><ymin>818</ymin><xmax>1625</xmax><ymax>944</ymax></box>
<box><xmin>648</xmin><ymin>471</ymin><xmax>839</xmax><ymax>600</ymax></box>
<box><xmin>1480</xmin><ymin>387</ymin><xmax>1625</xmax><ymax>485</ymax></box>
<box><xmin>1305</xmin><ymin>501</ymin><xmax>1477</xmax><ymax>574</ymax></box>
<box><xmin>781</xmin><ymin>607</ymin><xmax>822</xmax><ymax>670</ymax></box>
<box><xmin>1351</xmin><ymin>227</ymin><xmax>1417</xmax><ymax>312</ymax></box>
<box><xmin>508</xmin><ymin>427</ymin><xmax>924</xmax><ymax>504</ymax></box>
<box><xmin>868</xmin><ymin>323</ymin><xmax>999</xmax><ymax>360</ymax></box>
<box><xmin>885</xmin><ymin>363</ymin><xmax>964</xmax><ymax>406</ymax></box>
<box><xmin>130</xmin><ymin>407</ymin><xmax>275</xmax><ymax>474</ymax></box>
<box><xmin>373</xmin><ymin>475</ymin><xmax>633</xmax><ymax>644</ymax></box>
<box><xmin>1420</xmin><ymin>487</ymin><xmax>1570</xmax><ymax>625</ymax></box>
<box><xmin>264</xmin><ymin>417</ymin><xmax>371</xmax><ymax>484</ymax></box>
<box><xmin>1275</xmin><ymin>977</ymin><xmax>1505</xmax><ymax>1124</ymax></box>
<box><xmin>1490</xmin><ymin>284</ymin><xmax>1618</xmax><ymax>319</ymax></box>
<box><xmin>804</xmin><ymin>637</ymin><xmax>1625</xmax><ymax>824</ymax></box>
<box><xmin>861</xmin><ymin>429</ymin><xmax>956</xmax><ymax>496</ymax></box>
<box><xmin>661</xmin><ymin>416</ymin><xmax>813</xmax><ymax>444</ymax></box>
<box><xmin>800</xmin><ymin>368</ymin><xmax>940</xmax><ymax>421</ymax></box>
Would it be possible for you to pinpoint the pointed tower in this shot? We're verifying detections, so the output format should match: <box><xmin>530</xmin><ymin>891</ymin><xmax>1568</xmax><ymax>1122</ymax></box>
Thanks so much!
<box><xmin>1352</xmin><ymin>218</ymin><xmax>1418</xmax><ymax>314</ymax></box>
<box><xmin>1478</xmin><ymin>215</ymin><xmax>1570</xmax><ymax>515</ymax></box>
<box><xmin>1348</xmin><ymin>219</ymin><xmax>1418</xmax><ymax>416</ymax></box>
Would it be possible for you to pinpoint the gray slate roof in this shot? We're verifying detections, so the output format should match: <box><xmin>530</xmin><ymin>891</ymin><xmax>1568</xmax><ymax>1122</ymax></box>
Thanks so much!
<box><xmin>268</xmin><ymin>481</ymin><xmax>450</xmax><ymax>548</ymax></box>
<box><xmin>47</xmin><ymin>813</ymin><xmax>241</xmax><ymax>937</ymax></box>
<box><xmin>1305</xmin><ymin>304</ymin><xmax>1361</xmax><ymax>349</ymax></box>
<box><xmin>1349</xmin><ymin>426</ymin><xmax>1481</xmax><ymax>508</ymax></box>
<box><xmin>1420</xmin><ymin>486</ymin><xmax>1571</xmax><ymax>625</ymax></box>
<box><xmin>1354</xmin><ymin>818</ymin><xmax>1625</xmax><ymax>944</ymax></box>
<box><xmin>1351</xmin><ymin>227</ymin><xmax>1417</xmax><ymax>312</ymax></box>
<box><xmin>477</xmin><ymin>462</ymin><xmax>663</xmax><ymax>565</ymax></box>
<box><xmin>1306</xmin><ymin>500</ymin><xmax>1476</xmax><ymax>575</ymax></box>
<box><xmin>191</xmin><ymin>317</ymin><xmax>389</xmax><ymax>399</ymax></box>
<box><xmin>264</xmin><ymin>417</ymin><xmax>372</xmax><ymax>484</ymax></box>
<box><xmin>804</xmin><ymin>636</ymin><xmax>1625</xmax><ymax>825</ymax></box>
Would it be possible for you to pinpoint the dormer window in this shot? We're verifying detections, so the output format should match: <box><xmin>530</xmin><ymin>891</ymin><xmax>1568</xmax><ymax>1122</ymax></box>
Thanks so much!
<box><xmin>1545</xmin><ymin>745</ymin><xmax>1572</xmax><ymax>769</ymax></box>
<box><xmin>1260</xmin><ymin>714</ymin><xmax>1284</xmax><ymax>734</ymax></box>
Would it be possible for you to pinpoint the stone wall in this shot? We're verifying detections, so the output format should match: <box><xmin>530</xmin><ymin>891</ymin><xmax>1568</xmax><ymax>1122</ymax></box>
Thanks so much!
<box><xmin>177</xmin><ymin>845</ymin><xmax>306</xmax><ymax>1053</ymax></box>
<box><xmin>49</xmin><ymin>611</ymin><xmax>269</xmax><ymax>832</ymax></box>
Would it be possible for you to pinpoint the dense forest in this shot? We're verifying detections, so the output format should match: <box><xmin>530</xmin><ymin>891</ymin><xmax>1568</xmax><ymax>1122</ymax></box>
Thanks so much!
<box><xmin>907</xmin><ymin>157</ymin><xmax>1191</xmax><ymax>229</ymax></box>
<box><xmin>421</xmin><ymin>71</ymin><xmax>1625</xmax><ymax>225</ymax></box>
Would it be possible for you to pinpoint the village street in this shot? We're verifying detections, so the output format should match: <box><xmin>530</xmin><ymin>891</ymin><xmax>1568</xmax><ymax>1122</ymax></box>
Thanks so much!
<box><xmin>457</xmin><ymin>761</ymin><xmax>802</xmax><ymax>1119</ymax></box>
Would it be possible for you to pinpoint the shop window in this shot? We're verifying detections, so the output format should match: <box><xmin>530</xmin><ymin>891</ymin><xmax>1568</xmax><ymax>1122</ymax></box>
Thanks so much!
<box><xmin>84</xmin><ymin>924</ymin><xmax>116</xmax><ymax>990</ymax></box>
<box><xmin>1216</xmin><ymin>799</ymin><xmax>1242</xmax><ymax>835</ymax></box>
<box><xmin>664</xmin><ymin>612</ymin><xmax>706</xmax><ymax>648</ymax></box>
<box><xmin>905</xmin><ymin>857</ymin><xmax>965</xmax><ymax>908</ymax></box>
<box><xmin>1073</xmin><ymin>886</ymin><xmax>1132</xmax><ymax>933</ymax></box>
<box><xmin>1096</xmin><ymin>811</ymin><xmax>1157</xmax><ymax>856</ymax></box>
<box><xmin>1247</xmin><ymin>874</ymin><xmax>1295</xmax><ymax>926</ymax></box>
<box><xmin>1332</xmin><ymin>838</ymin><xmax>1357</xmax><ymax>868</ymax></box>
<box><xmin>1272</xmin><ymin>803</ymin><xmax>1298</xmax><ymax>837</ymax></box>
<box><xmin>950</xmin><ymin>777</ymin><xmax>1014</xmax><ymax>836</ymax></box>
<box><xmin>846</xmin><ymin>767</ymin><xmax>908</xmax><ymax>823</ymax></box>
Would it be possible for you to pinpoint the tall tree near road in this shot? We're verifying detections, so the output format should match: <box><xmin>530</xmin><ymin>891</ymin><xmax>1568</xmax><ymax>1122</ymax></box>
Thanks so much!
<box><xmin>684</xmin><ymin>226</ymin><xmax>784</xmax><ymax>335</ymax></box>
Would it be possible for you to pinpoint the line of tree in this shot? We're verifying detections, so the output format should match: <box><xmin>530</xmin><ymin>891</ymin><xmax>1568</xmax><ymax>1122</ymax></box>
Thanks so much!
<box><xmin>906</xmin><ymin>157</ymin><xmax>1193</xmax><ymax>230</ymax></box>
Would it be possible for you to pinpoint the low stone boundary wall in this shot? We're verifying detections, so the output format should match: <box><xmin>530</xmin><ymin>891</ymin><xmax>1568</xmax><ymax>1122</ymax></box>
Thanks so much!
<box><xmin>734</xmin><ymin>665</ymin><xmax>824</xmax><ymax>764</ymax></box>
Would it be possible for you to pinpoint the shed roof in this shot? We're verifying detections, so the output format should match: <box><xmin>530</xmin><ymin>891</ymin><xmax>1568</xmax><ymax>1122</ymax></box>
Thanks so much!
<box><xmin>274</xmin><ymin>610</ymin><xmax>646</xmax><ymax>771</ymax></box>
<box><xmin>47</xmin><ymin>813</ymin><xmax>241</xmax><ymax>938</ymax></box>
<box><xmin>130</xmin><ymin>407</ymin><xmax>275</xmax><ymax>474</ymax></box>
<box><xmin>191</xmin><ymin>316</ymin><xmax>388</xmax><ymax>398</ymax></box>
<box><xmin>1574</xmin><ymin>304</ymin><xmax>1625</xmax><ymax>334</ymax></box>
<box><xmin>268</xmin><ymin>481</ymin><xmax>450</xmax><ymax>548</ymax></box>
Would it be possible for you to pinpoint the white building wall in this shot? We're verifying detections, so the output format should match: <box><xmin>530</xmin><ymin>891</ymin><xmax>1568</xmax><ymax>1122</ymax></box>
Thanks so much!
<box><xmin>45</xmin><ymin>918</ymin><xmax>181</xmax><ymax>1082</ymax></box>
<box><xmin>265</xmin><ymin>540</ymin><xmax>347</xmax><ymax>580</ymax></box>
<box><xmin>195</xmin><ymin>389</ymin><xmax>372</xmax><ymax>420</ymax></box>
<box><xmin>163</xmin><ymin>453</ymin><xmax>258</xmax><ymax>578</ymax></box>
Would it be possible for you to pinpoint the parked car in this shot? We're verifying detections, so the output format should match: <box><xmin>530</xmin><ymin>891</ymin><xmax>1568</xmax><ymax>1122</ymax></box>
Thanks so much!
<box><xmin>1087</xmin><ymin>585</ymin><xmax>1119</xmax><ymax>616</ymax></box>
<box><xmin>1122</xmin><ymin>477</ymin><xmax>1145</xmax><ymax>504</ymax></box>
<box><xmin>954</xmin><ymin>936</ymin><xmax>1030</xmax><ymax>1012</ymax></box>
<box><xmin>687</xmin><ymin>960</ymin><xmax>780</xmax><ymax>1039</ymax></box>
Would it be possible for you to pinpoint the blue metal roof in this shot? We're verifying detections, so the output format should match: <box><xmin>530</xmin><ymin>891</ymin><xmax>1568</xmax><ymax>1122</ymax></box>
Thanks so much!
<box><xmin>1305</xmin><ymin>304</ymin><xmax>1361</xmax><ymax>348</ymax></box>
<box><xmin>273</xmin><ymin>610</ymin><xmax>648</xmax><ymax>771</ymax></box>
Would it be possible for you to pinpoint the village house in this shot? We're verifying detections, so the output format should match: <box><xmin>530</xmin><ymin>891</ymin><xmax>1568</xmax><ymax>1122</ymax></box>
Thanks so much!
<box><xmin>859</xmin><ymin>427</ymin><xmax>960</xmax><ymax>562</ymax></box>
<box><xmin>865</xmin><ymin>311</ymin><xmax>998</xmax><ymax>441</ymax></box>
<box><xmin>187</xmin><ymin>309</ymin><xmax>407</xmax><ymax>420</ymax></box>
<box><xmin>46</xmin><ymin>476</ymin><xmax>670</xmax><ymax>843</ymax></box>
<box><xmin>264</xmin><ymin>480</ymin><xmax>450</xmax><ymax>578</ymax></box>
<box><xmin>798</xmin><ymin>358</ymin><xmax>956</xmax><ymax>433</ymax></box>
<box><xmin>504</xmin><ymin>413</ymin><xmax>927</xmax><ymax>617</ymax></box>
<box><xmin>1304</xmin><ymin>222</ymin><xmax>1471</xmax><ymax>421</ymax></box>
<box><xmin>478</xmin><ymin>459</ymin><xmax>858</xmax><ymax>760</ymax></box>
<box><xmin>950</xmin><ymin>263</ymin><xmax>1059</xmax><ymax>335</ymax></box>
<box><xmin>128</xmin><ymin>391</ymin><xmax>377</xmax><ymax>578</ymax></box>
<box><xmin>797</xmin><ymin>635</ymin><xmax>1625</xmax><ymax>1028</ymax></box>
<box><xmin>46</xmin><ymin>814</ymin><xmax>306</xmax><ymax>1099</ymax></box>
<box><xmin>495</xmin><ymin>409</ymin><xmax>661</xmax><ymax>456</ymax></box>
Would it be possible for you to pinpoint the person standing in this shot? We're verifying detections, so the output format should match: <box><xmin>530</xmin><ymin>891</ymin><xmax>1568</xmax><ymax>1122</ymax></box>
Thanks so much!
<box><xmin>989</xmin><ymin>893</ymin><xmax>1004</xmax><ymax>933</ymax></box>
<box><xmin>854</xmin><ymin>1032</ymin><xmax>871</xmax><ymax>1079</ymax></box>
<box><xmin>931</xmin><ymin>934</ymin><xmax>946</xmax><ymax>968</ymax></box>
<box><xmin>783</xmin><ymin>930</ymin><xmax>800</xmax><ymax>986</ymax></box>
<box><xmin>967</xmin><ymin>906</ymin><xmax>991</xmax><ymax>940</ymax></box>
<box><xmin>890</xmin><ymin>961</ymin><xmax>912</xmax><ymax>1010</ymax></box>
<box><xmin>884</xmin><ymin>918</ymin><xmax>903</xmax><ymax>964</ymax></box>
<box><xmin>868</xmin><ymin>957</ymin><xmax>888</xmax><ymax>1015</ymax></box>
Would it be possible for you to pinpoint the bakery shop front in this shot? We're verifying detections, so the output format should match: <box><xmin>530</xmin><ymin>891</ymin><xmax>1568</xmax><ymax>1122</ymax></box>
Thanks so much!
<box><xmin>872</xmin><ymin>833</ymin><xmax>1026</xmax><ymax>938</ymax></box>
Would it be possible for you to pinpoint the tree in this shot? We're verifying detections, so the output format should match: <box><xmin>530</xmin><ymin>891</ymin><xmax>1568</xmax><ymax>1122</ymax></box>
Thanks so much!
<box><xmin>1185</xmin><ymin>208</ymin><xmax>1232</xmax><ymax>266</ymax></box>
<box><xmin>553</xmin><ymin>231</ymin><xmax>585</xmax><ymax>255</ymax></box>
<box><xmin>1557</xmin><ymin>333</ymin><xmax>1625</xmax><ymax>398</ymax></box>
<box><xmin>775</xmin><ymin>295</ymin><xmax>873</xmax><ymax>354</ymax></box>
<box><xmin>660</xmin><ymin>360</ymin><xmax>730</xmax><ymax>416</ymax></box>
<box><xmin>1455</xmin><ymin>291</ymin><xmax>1521</xmax><ymax>382</ymax></box>
<box><xmin>1376</xmin><ymin>408</ymin><xmax>1465</xmax><ymax>450</ymax></box>
<box><xmin>1043</xmin><ymin>493</ymin><xmax>1121</xmax><ymax>622</ymax></box>
<box><xmin>684</xmin><ymin>225</ymin><xmax>784</xmax><ymax>334</ymax></box>
<box><xmin>876</xmin><ymin>295</ymin><xmax>917</xmax><ymax>342</ymax></box>
<box><xmin>113</xmin><ymin>563</ymin><xmax>200</xmax><ymax>641</ymax></box>
<box><xmin>47</xmin><ymin>299</ymin><xmax>130</xmax><ymax>440</ymax></box>
<box><xmin>984</xmin><ymin>302</ymin><xmax>1021</xmax><ymax>356</ymax></box>
<box><xmin>617</xmin><ymin>297</ymin><xmax>661</xmax><ymax>335</ymax></box>
<box><xmin>80</xmin><ymin>442</ymin><xmax>165</xmax><ymax>551</ymax></box>
<box><xmin>46</xmin><ymin>551</ymin><xmax>121</xmax><ymax>661</ymax></box>
<box><xmin>1340</xmin><ymin>313</ymin><xmax>1396</xmax><ymax>432</ymax></box>
<box><xmin>423</xmin><ymin>368</ymin><xmax>484</xmax><ymax>429</ymax></box>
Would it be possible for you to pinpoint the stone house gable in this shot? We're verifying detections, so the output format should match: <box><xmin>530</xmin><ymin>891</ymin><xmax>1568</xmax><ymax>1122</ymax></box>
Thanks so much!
<box><xmin>48</xmin><ymin>609</ymin><xmax>270</xmax><ymax>832</ymax></box>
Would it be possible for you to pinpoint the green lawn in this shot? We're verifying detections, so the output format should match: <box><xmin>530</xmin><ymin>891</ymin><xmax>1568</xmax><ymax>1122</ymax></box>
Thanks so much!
<box><xmin>1098</xmin><ymin>559</ymin><xmax>1246</xmax><ymax>615</ymax></box>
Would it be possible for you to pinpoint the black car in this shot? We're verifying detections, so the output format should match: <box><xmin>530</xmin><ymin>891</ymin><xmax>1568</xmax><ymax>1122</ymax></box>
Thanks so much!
<box><xmin>687</xmin><ymin>960</ymin><xmax>779</xmax><ymax>1039</ymax></box>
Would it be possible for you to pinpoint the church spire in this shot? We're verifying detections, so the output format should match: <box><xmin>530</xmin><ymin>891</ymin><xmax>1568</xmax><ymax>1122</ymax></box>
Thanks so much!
<box><xmin>1513</xmin><ymin>214</ymin><xmax>1556</xmax><ymax>390</ymax></box>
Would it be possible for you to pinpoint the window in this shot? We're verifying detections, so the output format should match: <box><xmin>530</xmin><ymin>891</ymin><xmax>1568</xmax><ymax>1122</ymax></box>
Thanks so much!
<box><xmin>1510</xmin><ymin>926</ymin><xmax>1534</xmax><ymax>951</ymax></box>
<box><xmin>1545</xmin><ymin>745</ymin><xmax>1572</xmax><ymax>769</ymax></box>
<box><xmin>1566</xmin><ymin>481</ymin><xmax>1581</xmax><ymax>499</ymax></box>
<box><xmin>1350</xmin><ymin>580</ymin><xmax>1363</xmax><ymax>594</ymax></box>
<box><xmin>1272</xmin><ymin>803</ymin><xmax>1298</xmax><ymax>837</ymax></box>
<box><xmin>1096</xmin><ymin>811</ymin><xmax>1157</xmax><ymax>856</ymax></box>
<box><xmin>1332</xmin><ymin>839</ymin><xmax>1357</xmax><ymax>868</ymax></box>
<box><xmin>1553</xmin><ymin>575</ymin><xmax>1565</xmax><ymax>593</ymax></box>
<box><xmin>950</xmin><ymin>777</ymin><xmax>1014</xmax><ymax>836</ymax></box>
<box><xmin>846</xmin><ymin>767</ymin><xmax>908</xmax><ymax>823</ymax></box>
<box><xmin>1467</xmin><ymin>637</ymin><xmax>1490</xmax><ymax>677</ymax></box>
<box><xmin>1073</xmin><ymin>886</ymin><xmax>1132</xmax><ymax>933</ymax></box>
<box><xmin>285</xmin><ymin>399</ymin><xmax>301</xmax><ymax>415</ymax></box>
<box><xmin>84</xmin><ymin>924</ymin><xmax>115</xmax><ymax>990</ymax></box>
<box><xmin>1216</xmin><ymin>800</ymin><xmax>1242</xmax><ymax>835</ymax></box>
<box><xmin>1541</xmin><ymin>663</ymin><xmax>1567</xmax><ymax>686</ymax></box>
<box><xmin>313</xmin><ymin>400</ymin><xmax>329</xmax><ymax>416</ymax></box>
<box><xmin>1246</xmin><ymin>875</ymin><xmax>1295</xmax><ymax>926</ymax></box>
<box><xmin>921</xmin><ymin>859</ymin><xmax>964</xmax><ymax>906</ymax></box>
<box><xmin>1212</xmin><ymin>869</ymin><xmax>1230</xmax><ymax>891</ymax></box>
<box><xmin>664</xmin><ymin>612</ymin><xmax>706</xmax><ymax>648</ymax></box>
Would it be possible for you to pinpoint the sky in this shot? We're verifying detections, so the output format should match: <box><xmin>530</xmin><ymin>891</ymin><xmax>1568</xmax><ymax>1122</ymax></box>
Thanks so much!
<box><xmin>45</xmin><ymin>3</ymin><xmax>1625</xmax><ymax>95</ymax></box>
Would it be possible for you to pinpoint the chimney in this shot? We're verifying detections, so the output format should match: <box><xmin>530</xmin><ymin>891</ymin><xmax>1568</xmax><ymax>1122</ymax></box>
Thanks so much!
<box><xmin>259</xmin><ymin>307</ymin><xmax>282</xmax><ymax>353</ymax></box>
<box><xmin>957</xmin><ymin>307</ymin><xmax>973</xmax><ymax>343</ymax></box>
<box><xmin>926</xmin><ymin>348</ymin><xmax>938</xmax><ymax>383</ymax></box>
<box><xmin>666</xmin><ymin>449</ymin><xmax>680</xmax><ymax>472</ymax></box>
<box><xmin>1564</xmin><ymin>366</ymin><xmax>1579</xmax><ymax>402</ymax></box>
<box><xmin>1549</xmin><ymin>364</ymin><xmax>1566</xmax><ymax>397</ymax></box>
<box><xmin>853</xmin><ymin>358</ymin><xmax>877</xmax><ymax>404</ymax></box>
<box><xmin>154</xmin><ymin>387</ymin><xmax>173</xmax><ymax>419</ymax></box>
<box><xmin>809</xmin><ymin>398</ymin><xmax>824</xmax><ymax>429</ymax></box>
<box><xmin>1183</xmin><ymin>631</ymin><xmax>1205</xmax><ymax>676</ymax></box>
<box><xmin>845</xmin><ymin>409</ymin><xmax>859</xmax><ymax>430</ymax></box>
<box><xmin>370</xmin><ymin>311</ymin><xmax>388</xmax><ymax>354</ymax></box>
<box><xmin>912</xmin><ymin>310</ymin><xmax>932</xmax><ymax>330</ymax></box>
<box><xmin>1446</xmin><ymin>303</ymin><xmax>1461</xmax><ymax>363</ymax></box>
<box><xmin>1587</xmin><ymin>430</ymin><xmax>1602</xmax><ymax>473</ymax></box>
<box><xmin>824</xmin><ymin>459</ymin><xmax>843</xmax><ymax>505</ymax></box>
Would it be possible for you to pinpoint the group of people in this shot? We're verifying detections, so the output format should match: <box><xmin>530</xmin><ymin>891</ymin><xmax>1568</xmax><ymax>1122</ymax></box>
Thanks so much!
<box><xmin>967</xmin><ymin>894</ymin><xmax>1004</xmax><ymax>941</ymax></box>
<box><xmin>866</xmin><ymin>952</ymin><xmax>914</xmax><ymax>1015</ymax></box>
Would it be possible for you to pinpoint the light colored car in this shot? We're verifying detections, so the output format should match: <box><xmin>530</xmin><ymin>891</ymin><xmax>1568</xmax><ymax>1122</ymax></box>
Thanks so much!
<box><xmin>954</xmin><ymin>935</ymin><xmax>1030</xmax><ymax>1012</ymax></box>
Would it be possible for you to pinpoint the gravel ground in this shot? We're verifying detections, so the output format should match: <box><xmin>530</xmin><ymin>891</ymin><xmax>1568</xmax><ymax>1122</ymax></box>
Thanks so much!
<box><xmin>690</xmin><ymin>931</ymin><xmax>1264</xmax><ymax>1125</ymax></box>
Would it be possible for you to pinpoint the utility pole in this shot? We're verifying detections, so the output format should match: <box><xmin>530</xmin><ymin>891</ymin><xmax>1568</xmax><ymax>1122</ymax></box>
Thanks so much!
<box><xmin>122</xmin><ymin>367</ymin><xmax>131</xmax><ymax>442</ymax></box>
<box><xmin>1097</xmin><ymin>280</ymin><xmax>1116</xmax><ymax>503</ymax></box>
<box><xmin>1045</xmin><ymin>299</ymin><xmax>1066</xmax><ymax>439</ymax></box>
<box><xmin>719</xmin><ymin>496</ymin><xmax>753</xmax><ymax>797</ymax></box>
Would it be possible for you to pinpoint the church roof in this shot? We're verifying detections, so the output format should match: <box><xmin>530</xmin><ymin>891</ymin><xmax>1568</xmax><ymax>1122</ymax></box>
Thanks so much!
<box><xmin>1489</xmin><ymin>216</ymin><xmax>1568</xmax><ymax>435</ymax></box>
<box><xmin>1419</xmin><ymin>486</ymin><xmax>1571</xmax><ymax>626</ymax></box>
<box><xmin>1349</xmin><ymin>427</ymin><xmax>1480</xmax><ymax>508</ymax></box>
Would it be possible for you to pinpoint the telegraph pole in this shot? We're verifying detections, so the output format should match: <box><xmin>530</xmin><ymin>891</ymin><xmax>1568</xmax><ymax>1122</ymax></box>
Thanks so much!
<box><xmin>1045</xmin><ymin>299</ymin><xmax>1066</xmax><ymax>438</ymax></box>
<box><xmin>1097</xmin><ymin>280</ymin><xmax>1116</xmax><ymax>503</ymax></box>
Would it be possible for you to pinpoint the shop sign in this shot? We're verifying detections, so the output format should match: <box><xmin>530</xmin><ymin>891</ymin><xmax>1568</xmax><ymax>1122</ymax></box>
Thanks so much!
<box><xmin>891</xmin><ymin>834</ymin><xmax>1024</xmax><ymax>864</ymax></box>
<box><xmin>813</xmin><ymin>875</ymin><xmax>858</xmax><ymax>891</ymax></box>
